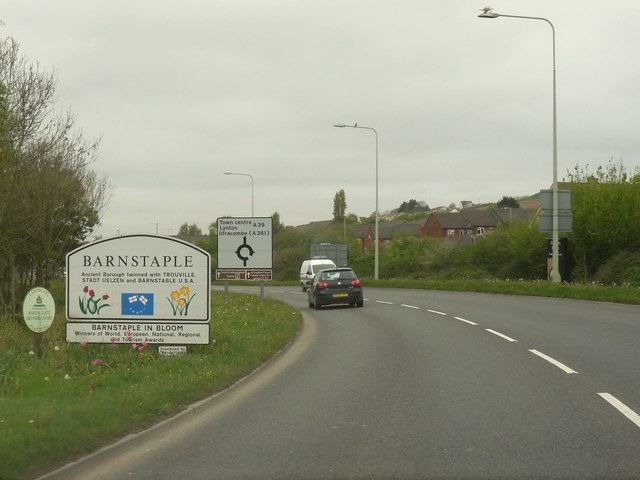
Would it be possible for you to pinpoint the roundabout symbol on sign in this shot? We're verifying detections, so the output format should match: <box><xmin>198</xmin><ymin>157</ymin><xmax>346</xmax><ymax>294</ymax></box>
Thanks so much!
<box><xmin>235</xmin><ymin>236</ymin><xmax>255</xmax><ymax>266</ymax></box>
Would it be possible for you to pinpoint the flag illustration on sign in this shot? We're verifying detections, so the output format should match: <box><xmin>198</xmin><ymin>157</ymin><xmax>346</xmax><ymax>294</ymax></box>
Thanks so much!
<box><xmin>121</xmin><ymin>293</ymin><xmax>154</xmax><ymax>316</ymax></box>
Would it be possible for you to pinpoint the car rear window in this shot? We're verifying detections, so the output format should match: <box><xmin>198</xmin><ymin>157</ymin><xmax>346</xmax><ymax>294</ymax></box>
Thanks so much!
<box><xmin>313</xmin><ymin>263</ymin><xmax>335</xmax><ymax>272</ymax></box>
<box><xmin>321</xmin><ymin>270</ymin><xmax>356</xmax><ymax>281</ymax></box>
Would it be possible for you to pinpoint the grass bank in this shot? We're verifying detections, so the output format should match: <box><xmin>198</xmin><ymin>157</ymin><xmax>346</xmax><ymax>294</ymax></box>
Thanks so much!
<box><xmin>234</xmin><ymin>277</ymin><xmax>640</xmax><ymax>305</ymax></box>
<box><xmin>0</xmin><ymin>292</ymin><xmax>302</xmax><ymax>480</ymax></box>
<box><xmin>364</xmin><ymin>278</ymin><xmax>640</xmax><ymax>305</ymax></box>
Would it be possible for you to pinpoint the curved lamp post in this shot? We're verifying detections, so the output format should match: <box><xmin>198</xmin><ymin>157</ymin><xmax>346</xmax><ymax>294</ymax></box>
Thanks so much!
<box><xmin>478</xmin><ymin>7</ymin><xmax>561</xmax><ymax>283</ymax></box>
<box><xmin>333</xmin><ymin>123</ymin><xmax>379</xmax><ymax>280</ymax></box>
<box><xmin>224</xmin><ymin>172</ymin><xmax>254</xmax><ymax>217</ymax></box>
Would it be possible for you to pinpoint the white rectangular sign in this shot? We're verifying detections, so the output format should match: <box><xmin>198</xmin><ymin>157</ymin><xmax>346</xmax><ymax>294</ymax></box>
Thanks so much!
<box><xmin>159</xmin><ymin>346</ymin><xmax>188</xmax><ymax>356</ymax></box>
<box><xmin>66</xmin><ymin>235</ymin><xmax>211</xmax><ymax>345</ymax></box>
<box><xmin>65</xmin><ymin>322</ymin><xmax>210</xmax><ymax>345</ymax></box>
<box><xmin>217</xmin><ymin>217</ymin><xmax>273</xmax><ymax>269</ymax></box>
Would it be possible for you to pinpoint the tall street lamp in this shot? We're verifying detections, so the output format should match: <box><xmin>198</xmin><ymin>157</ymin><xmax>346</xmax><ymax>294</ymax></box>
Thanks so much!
<box><xmin>224</xmin><ymin>172</ymin><xmax>254</xmax><ymax>217</ymax></box>
<box><xmin>334</xmin><ymin>123</ymin><xmax>379</xmax><ymax>280</ymax></box>
<box><xmin>478</xmin><ymin>7</ymin><xmax>561</xmax><ymax>283</ymax></box>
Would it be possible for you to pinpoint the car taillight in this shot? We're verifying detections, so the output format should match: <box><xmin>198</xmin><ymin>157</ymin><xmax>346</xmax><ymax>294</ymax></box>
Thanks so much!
<box><xmin>317</xmin><ymin>282</ymin><xmax>329</xmax><ymax>289</ymax></box>
<box><xmin>351</xmin><ymin>279</ymin><xmax>361</xmax><ymax>287</ymax></box>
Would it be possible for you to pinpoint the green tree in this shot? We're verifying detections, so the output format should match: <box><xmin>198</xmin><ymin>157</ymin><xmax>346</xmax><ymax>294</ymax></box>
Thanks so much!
<box><xmin>188</xmin><ymin>221</ymin><xmax>217</xmax><ymax>266</ymax></box>
<box><xmin>416</xmin><ymin>221</ymin><xmax>546</xmax><ymax>280</ymax></box>
<box><xmin>380</xmin><ymin>235</ymin><xmax>432</xmax><ymax>277</ymax></box>
<box><xmin>19</xmin><ymin>148</ymin><xmax>108</xmax><ymax>286</ymax></box>
<box><xmin>565</xmin><ymin>160</ymin><xmax>640</xmax><ymax>281</ymax></box>
<box><xmin>271</xmin><ymin>211</ymin><xmax>285</xmax><ymax>235</ymax></box>
<box><xmin>593</xmin><ymin>251</ymin><xmax>640</xmax><ymax>286</ymax></box>
<box><xmin>332</xmin><ymin>189</ymin><xmax>346</xmax><ymax>221</ymax></box>
<box><xmin>273</xmin><ymin>227</ymin><xmax>307</xmax><ymax>280</ymax></box>
<box><xmin>345</xmin><ymin>213</ymin><xmax>359</xmax><ymax>224</ymax></box>
<box><xmin>0</xmin><ymin>36</ymin><xmax>110</xmax><ymax>308</ymax></box>
<box><xmin>473</xmin><ymin>221</ymin><xmax>546</xmax><ymax>279</ymax></box>
<box><xmin>177</xmin><ymin>223</ymin><xmax>202</xmax><ymax>236</ymax></box>
<box><xmin>398</xmin><ymin>199</ymin><xmax>429</xmax><ymax>213</ymax></box>
<box><xmin>496</xmin><ymin>196</ymin><xmax>520</xmax><ymax>208</ymax></box>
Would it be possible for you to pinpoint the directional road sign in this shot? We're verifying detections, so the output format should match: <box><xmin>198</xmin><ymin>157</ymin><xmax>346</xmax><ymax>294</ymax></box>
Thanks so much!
<box><xmin>217</xmin><ymin>217</ymin><xmax>273</xmax><ymax>269</ymax></box>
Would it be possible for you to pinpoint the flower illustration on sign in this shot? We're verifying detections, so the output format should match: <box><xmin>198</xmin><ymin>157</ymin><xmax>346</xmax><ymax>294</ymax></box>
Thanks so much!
<box><xmin>166</xmin><ymin>285</ymin><xmax>196</xmax><ymax>316</ymax></box>
<box><xmin>78</xmin><ymin>286</ymin><xmax>111</xmax><ymax>315</ymax></box>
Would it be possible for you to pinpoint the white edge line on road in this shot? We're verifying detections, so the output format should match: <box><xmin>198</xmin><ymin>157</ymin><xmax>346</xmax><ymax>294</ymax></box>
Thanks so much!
<box><xmin>485</xmin><ymin>329</ymin><xmax>518</xmax><ymax>342</ymax></box>
<box><xmin>454</xmin><ymin>316</ymin><xmax>478</xmax><ymax>326</ymax></box>
<box><xmin>598</xmin><ymin>393</ymin><xmax>640</xmax><ymax>429</ymax></box>
<box><xmin>401</xmin><ymin>304</ymin><xmax>420</xmax><ymax>309</ymax></box>
<box><xmin>377</xmin><ymin>300</ymin><xmax>394</xmax><ymax>305</ymax></box>
<box><xmin>529</xmin><ymin>349</ymin><xmax>578</xmax><ymax>374</ymax></box>
<box><xmin>427</xmin><ymin>309</ymin><xmax>447</xmax><ymax>316</ymax></box>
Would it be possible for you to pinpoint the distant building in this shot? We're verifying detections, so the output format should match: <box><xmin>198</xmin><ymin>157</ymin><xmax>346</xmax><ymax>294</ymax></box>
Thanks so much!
<box><xmin>421</xmin><ymin>208</ymin><xmax>531</xmax><ymax>240</ymax></box>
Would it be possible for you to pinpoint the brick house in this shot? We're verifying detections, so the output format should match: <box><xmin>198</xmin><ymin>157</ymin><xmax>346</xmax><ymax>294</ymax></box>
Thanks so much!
<box><xmin>421</xmin><ymin>208</ymin><xmax>530</xmax><ymax>239</ymax></box>
<box><xmin>357</xmin><ymin>219</ymin><xmax>426</xmax><ymax>252</ymax></box>
<box><xmin>349</xmin><ymin>207</ymin><xmax>531</xmax><ymax>250</ymax></box>
<box><xmin>421</xmin><ymin>212</ymin><xmax>474</xmax><ymax>238</ymax></box>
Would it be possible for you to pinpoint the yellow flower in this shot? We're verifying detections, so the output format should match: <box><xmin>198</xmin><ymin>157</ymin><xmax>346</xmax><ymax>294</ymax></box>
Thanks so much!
<box><xmin>171</xmin><ymin>291</ymin><xmax>180</xmax><ymax>300</ymax></box>
<box><xmin>180</xmin><ymin>286</ymin><xmax>190</xmax><ymax>296</ymax></box>
<box><xmin>178</xmin><ymin>298</ymin><xmax>187</xmax><ymax>307</ymax></box>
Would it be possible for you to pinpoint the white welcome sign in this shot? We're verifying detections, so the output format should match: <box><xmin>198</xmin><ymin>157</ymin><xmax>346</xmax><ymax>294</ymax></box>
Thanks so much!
<box><xmin>65</xmin><ymin>235</ymin><xmax>211</xmax><ymax>344</ymax></box>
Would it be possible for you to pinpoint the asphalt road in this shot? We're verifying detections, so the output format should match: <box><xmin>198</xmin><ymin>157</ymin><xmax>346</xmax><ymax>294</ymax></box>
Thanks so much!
<box><xmin>40</xmin><ymin>286</ymin><xmax>640</xmax><ymax>479</ymax></box>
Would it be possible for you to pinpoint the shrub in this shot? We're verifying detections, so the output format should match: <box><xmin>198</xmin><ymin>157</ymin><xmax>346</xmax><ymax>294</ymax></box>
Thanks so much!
<box><xmin>594</xmin><ymin>251</ymin><xmax>640</xmax><ymax>286</ymax></box>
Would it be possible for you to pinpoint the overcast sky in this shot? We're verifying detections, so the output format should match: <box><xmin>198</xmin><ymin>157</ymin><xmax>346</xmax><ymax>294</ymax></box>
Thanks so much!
<box><xmin>3</xmin><ymin>1</ymin><xmax>640</xmax><ymax>237</ymax></box>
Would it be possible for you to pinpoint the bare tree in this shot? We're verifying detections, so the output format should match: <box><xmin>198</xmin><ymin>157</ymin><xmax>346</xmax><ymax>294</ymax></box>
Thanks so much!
<box><xmin>0</xmin><ymin>35</ymin><xmax>112</xmax><ymax>308</ymax></box>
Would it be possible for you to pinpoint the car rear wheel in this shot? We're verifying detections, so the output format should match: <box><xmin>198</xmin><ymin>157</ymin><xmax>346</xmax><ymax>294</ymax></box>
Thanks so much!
<box><xmin>356</xmin><ymin>300</ymin><xmax>364</xmax><ymax>308</ymax></box>
<box><xmin>314</xmin><ymin>295</ymin><xmax>322</xmax><ymax>310</ymax></box>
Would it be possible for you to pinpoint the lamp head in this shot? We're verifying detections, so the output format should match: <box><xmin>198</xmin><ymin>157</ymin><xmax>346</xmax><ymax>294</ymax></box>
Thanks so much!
<box><xmin>478</xmin><ymin>6</ymin><xmax>499</xmax><ymax>18</ymax></box>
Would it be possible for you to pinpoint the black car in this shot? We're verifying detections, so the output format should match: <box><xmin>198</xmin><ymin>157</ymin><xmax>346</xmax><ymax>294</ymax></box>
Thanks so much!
<box><xmin>307</xmin><ymin>268</ymin><xmax>364</xmax><ymax>309</ymax></box>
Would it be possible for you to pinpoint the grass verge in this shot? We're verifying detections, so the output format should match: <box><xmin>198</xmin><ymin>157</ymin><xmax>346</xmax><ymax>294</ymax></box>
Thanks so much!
<box><xmin>0</xmin><ymin>292</ymin><xmax>301</xmax><ymax>480</ymax></box>
<box><xmin>363</xmin><ymin>278</ymin><xmax>640</xmax><ymax>304</ymax></box>
<box><xmin>225</xmin><ymin>278</ymin><xmax>640</xmax><ymax>305</ymax></box>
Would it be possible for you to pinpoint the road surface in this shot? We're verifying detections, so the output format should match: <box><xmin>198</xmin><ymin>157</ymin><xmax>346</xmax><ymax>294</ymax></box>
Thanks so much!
<box><xmin>40</xmin><ymin>286</ymin><xmax>640</xmax><ymax>479</ymax></box>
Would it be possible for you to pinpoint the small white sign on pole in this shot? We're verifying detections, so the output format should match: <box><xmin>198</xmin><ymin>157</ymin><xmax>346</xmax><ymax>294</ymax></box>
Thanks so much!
<box><xmin>159</xmin><ymin>346</ymin><xmax>187</xmax><ymax>356</ymax></box>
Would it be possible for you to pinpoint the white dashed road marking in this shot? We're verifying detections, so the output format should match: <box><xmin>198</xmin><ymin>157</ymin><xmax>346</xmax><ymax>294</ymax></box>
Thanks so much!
<box><xmin>485</xmin><ymin>329</ymin><xmax>518</xmax><ymax>342</ymax></box>
<box><xmin>313</xmin><ymin>290</ymin><xmax>640</xmax><ymax>434</ymax></box>
<box><xmin>529</xmin><ymin>349</ymin><xmax>578</xmax><ymax>374</ymax></box>
<box><xmin>454</xmin><ymin>316</ymin><xmax>478</xmax><ymax>326</ymax></box>
<box><xmin>598</xmin><ymin>393</ymin><xmax>640</xmax><ymax>429</ymax></box>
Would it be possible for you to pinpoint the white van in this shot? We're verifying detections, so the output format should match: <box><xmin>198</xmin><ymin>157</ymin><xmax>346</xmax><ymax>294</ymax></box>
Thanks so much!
<box><xmin>299</xmin><ymin>259</ymin><xmax>337</xmax><ymax>291</ymax></box>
